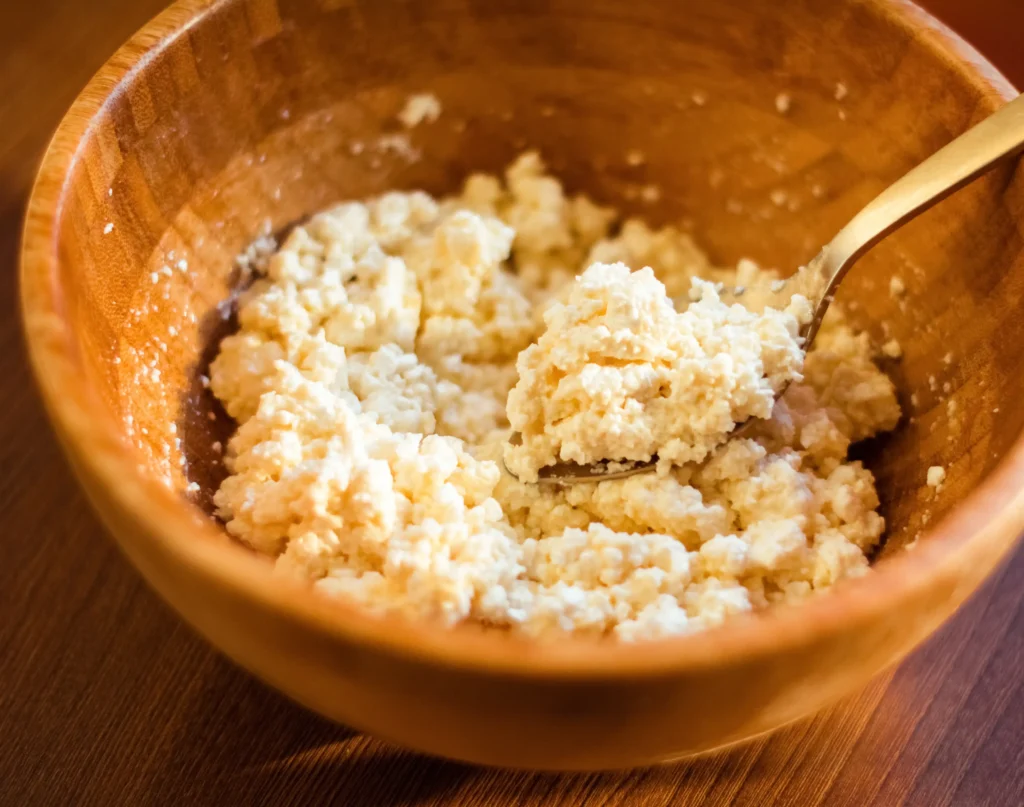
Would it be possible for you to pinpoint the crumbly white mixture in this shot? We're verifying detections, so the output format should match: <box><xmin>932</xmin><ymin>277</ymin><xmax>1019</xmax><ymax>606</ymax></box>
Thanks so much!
<box><xmin>504</xmin><ymin>262</ymin><xmax>810</xmax><ymax>481</ymax></box>
<box><xmin>209</xmin><ymin>152</ymin><xmax>901</xmax><ymax>641</ymax></box>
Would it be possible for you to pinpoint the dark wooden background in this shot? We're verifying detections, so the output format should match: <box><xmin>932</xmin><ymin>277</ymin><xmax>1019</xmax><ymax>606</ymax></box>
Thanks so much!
<box><xmin>1</xmin><ymin>1</ymin><xmax>1022</xmax><ymax>805</ymax></box>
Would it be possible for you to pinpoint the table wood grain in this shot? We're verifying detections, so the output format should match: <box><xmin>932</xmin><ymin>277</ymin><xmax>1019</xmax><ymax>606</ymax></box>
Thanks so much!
<box><xmin>1</xmin><ymin>1</ymin><xmax>1022</xmax><ymax>804</ymax></box>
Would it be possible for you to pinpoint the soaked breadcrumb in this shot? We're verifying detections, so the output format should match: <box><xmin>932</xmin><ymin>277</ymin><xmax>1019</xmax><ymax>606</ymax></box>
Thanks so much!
<box><xmin>398</xmin><ymin>92</ymin><xmax>442</xmax><ymax>128</ymax></box>
<box><xmin>504</xmin><ymin>263</ymin><xmax>810</xmax><ymax>481</ymax></box>
<box><xmin>209</xmin><ymin>153</ymin><xmax>901</xmax><ymax>641</ymax></box>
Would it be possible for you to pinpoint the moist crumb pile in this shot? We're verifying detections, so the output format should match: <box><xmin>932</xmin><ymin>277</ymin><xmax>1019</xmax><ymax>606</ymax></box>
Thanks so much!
<box><xmin>504</xmin><ymin>261</ymin><xmax>811</xmax><ymax>482</ymax></box>
<box><xmin>209</xmin><ymin>152</ymin><xmax>901</xmax><ymax>641</ymax></box>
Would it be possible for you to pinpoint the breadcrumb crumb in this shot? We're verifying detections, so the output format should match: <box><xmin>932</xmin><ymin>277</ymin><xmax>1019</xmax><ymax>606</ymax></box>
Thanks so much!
<box><xmin>398</xmin><ymin>92</ymin><xmax>442</xmax><ymax>128</ymax></box>
<box><xmin>927</xmin><ymin>465</ymin><xmax>946</xmax><ymax>488</ymax></box>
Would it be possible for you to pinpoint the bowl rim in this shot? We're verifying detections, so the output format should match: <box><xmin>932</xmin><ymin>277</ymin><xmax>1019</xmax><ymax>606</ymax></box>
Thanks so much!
<box><xmin>19</xmin><ymin>0</ymin><xmax>1024</xmax><ymax>680</ymax></box>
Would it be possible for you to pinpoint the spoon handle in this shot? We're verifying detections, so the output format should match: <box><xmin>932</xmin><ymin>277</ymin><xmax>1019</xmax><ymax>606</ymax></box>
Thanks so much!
<box><xmin>806</xmin><ymin>92</ymin><xmax>1024</xmax><ymax>340</ymax></box>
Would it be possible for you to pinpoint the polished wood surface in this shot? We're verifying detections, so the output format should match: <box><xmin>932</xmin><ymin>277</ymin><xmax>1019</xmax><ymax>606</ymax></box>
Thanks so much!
<box><xmin>4</xmin><ymin>0</ymin><xmax>1024</xmax><ymax>801</ymax></box>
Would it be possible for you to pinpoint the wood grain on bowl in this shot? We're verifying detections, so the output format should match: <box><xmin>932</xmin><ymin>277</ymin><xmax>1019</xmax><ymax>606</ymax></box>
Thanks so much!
<box><xmin>11</xmin><ymin>0</ymin><xmax>1024</xmax><ymax>778</ymax></box>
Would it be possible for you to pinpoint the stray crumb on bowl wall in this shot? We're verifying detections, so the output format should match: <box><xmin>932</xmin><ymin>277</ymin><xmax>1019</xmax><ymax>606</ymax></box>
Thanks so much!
<box><xmin>625</xmin><ymin>149</ymin><xmax>646</xmax><ymax>166</ymax></box>
<box><xmin>927</xmin><ymin>465</ymin><xmax>946</xmax><ymax>488</ymax></box>
<box><xmin>398</xmin><ymin>92</ymin><xmax>442</xmax><ymax>128</ymax></box>
<box><xmin>882</xmin><ymin>338</ymin><xmax>903</xmax><ymax>358</ymax></box>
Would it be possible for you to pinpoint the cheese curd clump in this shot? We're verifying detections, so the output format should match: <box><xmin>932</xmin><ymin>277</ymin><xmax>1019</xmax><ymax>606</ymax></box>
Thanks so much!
<box><xmin>210</xmin><ymin>152</ymin><xmax>901</xmax><ymax>641</ymax></box>
<box><xmin>504</xmin><ymin>262</ymin><xmax>811</xmax><ymax>481</ymax></box>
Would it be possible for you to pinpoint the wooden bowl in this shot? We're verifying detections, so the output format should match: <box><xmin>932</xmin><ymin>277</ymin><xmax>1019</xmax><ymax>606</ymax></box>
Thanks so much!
<box><xmin>20</xmin><ymin>0</ymin><xmax>1024</xmax><ymax>770</ymax></box>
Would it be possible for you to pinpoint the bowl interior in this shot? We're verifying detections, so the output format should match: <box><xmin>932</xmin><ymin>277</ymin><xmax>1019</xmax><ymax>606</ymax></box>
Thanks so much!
<box><xmin>48</xmin><ymin>0</ymin><xmax>1024</xmax><ymax>575</ymax></box>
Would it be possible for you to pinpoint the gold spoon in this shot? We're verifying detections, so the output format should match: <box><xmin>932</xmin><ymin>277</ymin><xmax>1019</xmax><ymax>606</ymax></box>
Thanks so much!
<box><xmin>507</xmin><ymin>92</ymin><xmax>1024</xmax><ymax>485</ymax></box>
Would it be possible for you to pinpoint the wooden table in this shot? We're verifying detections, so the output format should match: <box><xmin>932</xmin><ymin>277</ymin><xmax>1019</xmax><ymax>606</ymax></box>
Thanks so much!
<box><xmin>1</xmin><ymin>2</ymin><xmax>1022</xmax><ymax>804</ymax></box>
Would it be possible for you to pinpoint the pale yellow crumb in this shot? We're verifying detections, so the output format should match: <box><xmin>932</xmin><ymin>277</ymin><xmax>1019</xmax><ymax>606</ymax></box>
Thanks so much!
<box><xmin>881</xmin><ymin>339</ymin><xmax>902</xmax><ymax>359</ymax></box>
<box><xmin>640</xmin><ymin>184</ymin><xmax>661</xmax><ymax>203</ymax></box>
<box><xmin>398</xmin><ymin>92</ymin><xmax>442</xmax><ymax>128</ymax></box>
<box><xmin>375</xmin><ymin>133</ymin><xmax>420</xmax><ymax>162</ymax></box>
